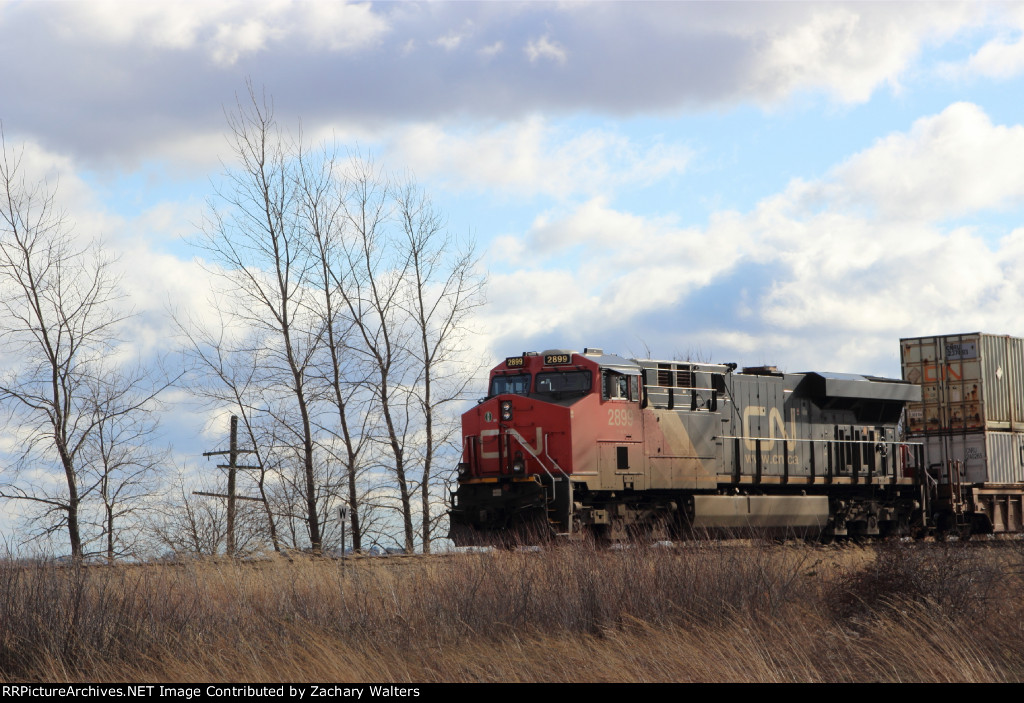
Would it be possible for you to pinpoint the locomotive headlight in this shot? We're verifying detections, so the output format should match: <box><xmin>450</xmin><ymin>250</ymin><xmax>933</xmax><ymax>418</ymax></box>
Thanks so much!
<box><xmin>457</xmin><ymin>462</ymin><xmax>469</xmax><ymax>476</ymax></box>
<box><xmin>512</xmin><ymin>451</ymin><xmax>525</xmax><ymax>473</ymax></box>
<box><xmin>500</xmin><ymin>400</ymin><xmax>513</xmax><ymax>421</ymax></box>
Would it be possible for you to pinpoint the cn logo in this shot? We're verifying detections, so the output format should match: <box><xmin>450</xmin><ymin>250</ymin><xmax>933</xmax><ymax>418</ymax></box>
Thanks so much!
<box><xmin>480</xmin><ymin>427</ymin><xmax>544</xmax><ymax>459</ymax></box>
<box><xmin>742</xmin><ymin>406</ymin><xmax>796</xmax><ymax>451</ymax></box>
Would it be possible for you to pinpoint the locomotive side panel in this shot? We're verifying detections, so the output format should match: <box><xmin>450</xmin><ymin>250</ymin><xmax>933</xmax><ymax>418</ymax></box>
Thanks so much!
<box><xmin>636</xmin><ymin>366</ymin><xmax>913</xmax><ymax>487</ymax></box>
<box><xmin>643</xmin><ymin>409</ymin><xmax>718</xmax><ymax>490</ymax></box>
<box><xmin>730</xmin><ymin>373</ymin><xmax>794</xmax><ymax>481</ymax></box>
<box><xmin>570</xmin><ymin>365</ymin><xmax>644</xmax><ymax>492</ymax></box>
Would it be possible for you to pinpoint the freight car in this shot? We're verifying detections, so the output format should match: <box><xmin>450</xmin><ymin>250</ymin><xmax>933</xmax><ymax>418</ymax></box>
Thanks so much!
<box><xmin>448</xmin><ymin>343</ymin><xmax>1024</xmax><ymax>545</ymax></box>
<box><xmin>901</xmin><ymin>333</ymin><xmax>1024</xmax><ymax>536</ymax></box>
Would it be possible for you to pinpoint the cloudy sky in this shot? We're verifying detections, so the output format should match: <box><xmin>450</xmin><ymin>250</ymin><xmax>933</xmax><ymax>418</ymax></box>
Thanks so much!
<box><xmin>2</xmin><ymin>0</ymin><xmax>1024</xmax><ymax>448</ymax></box>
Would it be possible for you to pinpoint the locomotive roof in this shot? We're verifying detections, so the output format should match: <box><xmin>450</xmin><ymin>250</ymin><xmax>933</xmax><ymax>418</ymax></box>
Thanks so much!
<box><xmin>792</xmin><ymin>371</ymin><xmax>921</xmax><ymax>402</ymax></box>
<box><xmin>583</xmin><ymin>352</ymin><xmax>643</xmax><ymax>374</ymax></box>
<box><xmin>520</xmin><ymin>350</ymin><xmax>918</xmax><ymax>402</ymax></box>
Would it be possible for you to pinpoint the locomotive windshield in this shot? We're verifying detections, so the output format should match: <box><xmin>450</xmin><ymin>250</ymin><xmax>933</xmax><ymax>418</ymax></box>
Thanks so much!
<box><xmin>535</xmin><ymin>371</ymin><xmax>592</xmax><ymax>399</ymax></box>
<box><xmin>489</xmin><ymin>373</ymin><xmax>531</xmax><ymax>397</ymax></box>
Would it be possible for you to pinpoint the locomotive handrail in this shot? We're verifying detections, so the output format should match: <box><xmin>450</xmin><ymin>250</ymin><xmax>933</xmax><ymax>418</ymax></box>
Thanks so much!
<box><xmin>643</xmin><ymin>374</ymin><xmax>745</xmax><ymax>425</ymax></box>
<box><xmin>543</xmin><ymin>433</ymin><xmax>573</xmax><ymax>535</ymax></box>
<box><xmin>716</xmin><ymin>436</ymin><xmax>922</xmax><ymax>483</ymax></box>
<box><xmin>716</xmin><ymin>435</ymin><xmax>923</xmax><ymax>446</ymax></box>
<box><xmin>506</xmin><ymin>429</ymin><xmax>565</xmax><ymax>486</ymax></box>
<box><xmin>505</xmin><ymin>430</ymin><xmax>573</xmax><ymax>534</ymax></box>
<box><xmin>645</xmin><ymin>385</ymin><xmax>726</xmax><ymax>412</ymax></box>
<box><xmin>543</xmin><ymin>434</ymin><xmax>571</xmax><ymax>481</ymax></box>
<box><xmin>646</xmin><ymin>384</ymin><xmax>720</xmax><ymax>393</ymax></box>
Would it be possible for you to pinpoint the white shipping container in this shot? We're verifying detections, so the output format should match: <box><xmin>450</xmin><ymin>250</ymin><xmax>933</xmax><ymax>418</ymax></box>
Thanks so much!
<box><xmin>900</xmin><ymin>333</ymin><xmax>1024</xmax><ymax>434</ymax></box>
<box><xmin>922</xmin><ymin>431</ymin><xmax>1024</xmax><ymax>484</ymax></box>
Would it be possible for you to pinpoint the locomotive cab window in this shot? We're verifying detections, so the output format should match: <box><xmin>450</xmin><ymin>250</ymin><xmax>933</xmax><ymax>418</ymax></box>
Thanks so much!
<box><xmin>535</xmin><ymin>370</ymin><xmax>592</xmax><ymax>400</ymax></box>
<box><xmin>603</xmin><ymin>370</ymin><xmax>637</xmax><ymax>401</ymax></box>
<box><xmin>489</xmin><ymin>373</ymin><xmax>531</xmax><ymax>398</ymax></box>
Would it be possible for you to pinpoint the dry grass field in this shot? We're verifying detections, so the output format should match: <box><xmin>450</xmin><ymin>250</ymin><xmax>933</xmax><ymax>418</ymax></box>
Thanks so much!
<box><xmin>1</xmin><ymin>539</ymin><xmax>1022</xmax><ymax>683</ymax></box>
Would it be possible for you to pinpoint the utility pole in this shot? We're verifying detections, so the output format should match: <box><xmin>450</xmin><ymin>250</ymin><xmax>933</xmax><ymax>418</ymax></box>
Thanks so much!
<box><xmin>200</xmin><ymin>415</ymin><xmax>261</xmax><ymax>556</ymax></box>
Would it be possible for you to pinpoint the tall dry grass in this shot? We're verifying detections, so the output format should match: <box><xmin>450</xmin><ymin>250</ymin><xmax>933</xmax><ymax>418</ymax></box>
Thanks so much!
<box><xmin>1</xmin><ymin>539</ymin><xmax>1022</xmax><ymax>683</ymax></box>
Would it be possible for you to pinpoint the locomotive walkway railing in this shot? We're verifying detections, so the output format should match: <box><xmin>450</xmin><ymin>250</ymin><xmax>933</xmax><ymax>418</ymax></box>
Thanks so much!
<box><xmin>644</xmin><ymin>385</ymin><xmax>720</xmax><ymax>411</ymax></box>
<box><xmin>716</xmin><ymin>435</ymin><xmax>925</xmax><ymax>485</ymax></box>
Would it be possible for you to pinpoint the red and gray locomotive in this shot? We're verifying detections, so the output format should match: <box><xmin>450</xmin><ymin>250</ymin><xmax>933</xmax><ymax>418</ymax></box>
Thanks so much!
<box><xmin>449</xmin><ymin>348</ymin><xmax>927</xmax><ymax>544</ymax></box>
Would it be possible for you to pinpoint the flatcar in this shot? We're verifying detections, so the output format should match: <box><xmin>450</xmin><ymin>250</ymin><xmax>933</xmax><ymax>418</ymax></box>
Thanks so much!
<box><xmin>448</xmin><ymin>345</ymin><xmax>1022</xmax><ymax>545</ymax></box>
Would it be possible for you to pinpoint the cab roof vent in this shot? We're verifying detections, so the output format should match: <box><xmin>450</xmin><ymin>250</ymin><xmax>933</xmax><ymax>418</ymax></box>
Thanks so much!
<box><xmin>583</xmin><ymin>347</ymin><xmax>604</xmax><ymax>355</ymax></box>
<box><xmin>741</xmin><ymin>365</ymin><xmax>782</xmax><ymax>376</ymax></box>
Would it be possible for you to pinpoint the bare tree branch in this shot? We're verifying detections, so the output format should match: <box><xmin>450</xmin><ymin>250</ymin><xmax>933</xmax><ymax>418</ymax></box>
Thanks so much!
<box><xmin>0</xmin><ymin>125</ymin><xmax>171</xmax><ymax>559</ymax></box>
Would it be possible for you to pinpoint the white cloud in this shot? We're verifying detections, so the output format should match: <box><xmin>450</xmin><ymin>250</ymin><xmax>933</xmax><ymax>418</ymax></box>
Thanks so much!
<box><xmin>524</xmin><ymin>34</ymin><xmax>567</xmax><ymax>65</ymax></box>
<box><xmin>0</xmin><ymin>136</ymin><xmax>79</xmax><ymax>197</ymax></box>
<box><xmin>432</xmin><ymin>21</ymin><xmax>475</xmax><ymax>52</ymax></box>
<box><xmin>0</xmin><ymin>1</ymin><xmax>1004</xmax><ymax>168</ymax></box>
<box><xmin>963</xmin><ymin>39</ymin><xmax>1024</xmax><ymax>80</ymax></box>
<box><xmin>390</xmin><ymin>117</ymin><xmax>691</xmax><ymax>199</ymax></box>
<box><xmin>727</xmin><ymin>106</ymin><xmax>1024</xmax><ymax>362</ymax></box>
<box><xmin>210</xmin><ymin>18</ymin><xmax>278</xmax><ymax>66</ymax></box>
<box><xmin>945</xmin><ymin>5</ymin><xmax>1024</xmax><ymax>80</ymax></box>
<box><xmin>479</xmin><ymin>199</ymin><xmax>750</xmax><ymax>349</ymax></box>
<box><xmin>0</xmin><ymin>136</ymin><xmax>124</xmax><ymax>252</ymax></box>
<box><xmin>58</xmin><ymin>0</ymin><xmax>390</xmax><ymax>66</ymax></box>
<box><xmin>0</xmin><ymin>423</ymin><xmax>42</xmax><ymax>458</ymax></box>
<box><xmin>0</xmin><ymin>142</ymin><xmax>216</xmax><ymax>357</ymax></box>
<box><xmin>752</xmin><ymin>3</ymin><xmax>975</xmax><ymax>103</ymax></box>
<box><xmin>479</xmin><ymin>41</ymin><xmax>504</xmax><ymax>59</ymax></box>
<box><xmin>36</xmin><ymin>1</ymin><xmax>973</xmax><ymax>100</ymax></box>
<box><xmin>774</xmin><ymin>103</ymin><xmax>1024</xmax><ymax>223</ymax></box>
<box><xmin>720</xmin><ymin>106</ymin><xmax>1024</xmax><ymax>355</ymax></box>
<box><xmin>474</xmin><ymin>103</ymin><xmax>1024</xmax><ymax>375</ymax></box>
<box><xmin>302</xmin><ymin>1</ymin><xmax>391</xmax><ymax>52</ymax></box>
<box><xmin>433</xmin><ymin>32</ymin><xmax>464</xmax><ymax>51</ymax></box>
<box><xmin>54</xmin><ymin>0</ymin><xmax>218</xmax><ymax>49</ymax></box>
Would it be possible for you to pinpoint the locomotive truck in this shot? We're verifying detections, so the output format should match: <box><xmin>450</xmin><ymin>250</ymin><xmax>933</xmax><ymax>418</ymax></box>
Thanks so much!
<box><xmin>448</xmin><ymin>339</ymin><xmax>1024</xmax><ymax>545</ymax></box>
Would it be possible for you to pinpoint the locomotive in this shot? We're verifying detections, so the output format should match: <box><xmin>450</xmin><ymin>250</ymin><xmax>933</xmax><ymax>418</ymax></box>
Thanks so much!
<box><xmin>448</xmin><ymin>343</ymin><xmax>1024</xmax><ymax>544</ymax></box>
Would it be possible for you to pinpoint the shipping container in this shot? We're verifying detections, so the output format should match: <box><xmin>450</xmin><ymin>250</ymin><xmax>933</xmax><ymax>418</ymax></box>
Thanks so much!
<box><xmin>920</xmin><ymin>430</ymin><xmax>1024</xmax><ymax>484</ymax></box>
<box><xmin>900</xmin><ymin>333</ymin><xmax>1024</xmax><ymax>434</ymax></box>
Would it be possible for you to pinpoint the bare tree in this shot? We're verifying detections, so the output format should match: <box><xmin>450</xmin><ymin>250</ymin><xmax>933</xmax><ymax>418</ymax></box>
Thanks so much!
<box><xmin>195</xmin><ymin>85</ymin><xmax>324</xmax><ymax>552</ymax></box>
<box><xmin>337</xmin><ymin>160</ymin><xmax>419</xmax><ymax>553</ymax></box>
<box><xmin>0</xmin><ymin>127</ymin><xmax>166</xmax><ymax>559</ymax></box>
<box><xmin>177</xmin><ymin>316</ymin><xmax>283</xmax><ymax>552</ymax></box>
<box><xmin>85</xmin><ymin>369</ymin><xmax>168</xmax><ymax>561</ymax></box>
<box><xmin>396</xmin><ymin>183</ymin><xmax>484</xmax><ymax>552</ymax></box>
<box><xmin>189</xmin><ymin>85</ymin><xmax>485</xmax><ymax>554</ymax></box>
<box><xmin>151</xmin><ymin>470</ymin><xmax>266</xmax><ymax>557</ymax></box>
<box><xmin>295</xmin><ymin>142</ymin><xmax>373</xmax><ymax>552</ymax></box>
